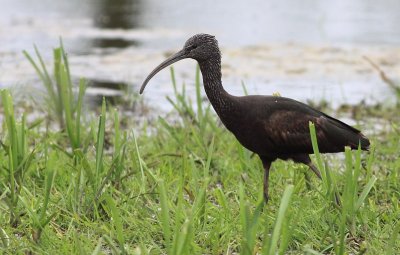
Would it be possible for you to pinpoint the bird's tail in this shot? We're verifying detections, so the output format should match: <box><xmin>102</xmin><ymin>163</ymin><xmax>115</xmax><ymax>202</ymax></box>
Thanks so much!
<box><xmin>321</xmin><ymin>115</ymin><xmax>370</xmax><ymax>151</ymax></box>
<box><xmin>335</xmin><ymin>126</ymin><xmax>370</xmax><ymax>151</ymax></box>
<box><xmin>357</xmin><ymin>132</ymin><xmax>370</xmax><ymax>151</ymax></box>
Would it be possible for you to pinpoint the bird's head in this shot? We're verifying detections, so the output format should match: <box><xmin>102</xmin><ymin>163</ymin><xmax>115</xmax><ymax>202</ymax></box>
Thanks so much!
<box><xmin>182</xmin><ymin>33</ymin><xmax>220</xmax><ymax>61</ymax></box>
<box><xmin>139</xmin><ymin>33</ymin><xmax>220</xmax><ymax>94</ymax></box>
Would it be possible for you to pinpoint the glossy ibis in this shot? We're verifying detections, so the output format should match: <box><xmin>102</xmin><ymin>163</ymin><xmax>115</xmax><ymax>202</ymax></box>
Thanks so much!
<box><xmin>139</xmin><ymin>34</ymin><xmax>370</xmax><ymax>202</ymax></box>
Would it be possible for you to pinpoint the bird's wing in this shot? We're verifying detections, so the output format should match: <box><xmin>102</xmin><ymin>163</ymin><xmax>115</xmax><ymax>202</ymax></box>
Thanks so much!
<box><xmin>259</xmin><ymin>100</ymin><xmax>368</xmax><ymax>153</ymax></box>
<box><xmin>261</xmin><ymin>110</ymin><xmax>329</xmax><ymax>152</ymax></box>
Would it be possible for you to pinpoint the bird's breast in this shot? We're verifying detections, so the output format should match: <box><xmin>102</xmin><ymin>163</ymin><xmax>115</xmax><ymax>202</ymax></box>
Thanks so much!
<box><xmin>221</xmin><ymin>114</ymin><xmax>273</xmax><ymax>155</ymax></box>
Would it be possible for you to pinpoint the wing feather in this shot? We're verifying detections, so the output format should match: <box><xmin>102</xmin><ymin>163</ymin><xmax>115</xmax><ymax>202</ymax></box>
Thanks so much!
<box><xmin>259</xmin><ymin>100</ymin><xmax>369</xmax><ymax>153</ymax></box>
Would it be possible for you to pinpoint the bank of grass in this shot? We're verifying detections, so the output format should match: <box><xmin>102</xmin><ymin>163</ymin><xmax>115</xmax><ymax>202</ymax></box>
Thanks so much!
<box><xmin>0</xmin><ymin>46</ymin><xmax>399</xmax><ymax>255</ymax></box>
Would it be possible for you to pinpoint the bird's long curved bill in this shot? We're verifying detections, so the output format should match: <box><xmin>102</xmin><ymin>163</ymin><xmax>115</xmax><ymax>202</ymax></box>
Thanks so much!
<box><xmin>139</xmin><ymin>50</ymin><xmax>186</xmax><ymax>94</ymax></box>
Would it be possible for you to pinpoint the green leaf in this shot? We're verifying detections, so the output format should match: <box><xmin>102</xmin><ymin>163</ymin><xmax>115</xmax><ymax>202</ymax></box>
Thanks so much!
<box><xmin>265</xmin><ymin>185</ymin><xmax>294</xmax><ymax>255</ymax></box>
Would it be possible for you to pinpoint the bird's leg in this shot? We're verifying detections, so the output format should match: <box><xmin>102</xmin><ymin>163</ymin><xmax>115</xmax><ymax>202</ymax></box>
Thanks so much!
<box><xmin>293</xmin><ymin>155</ymin><xmax>321</xmax><ymax>190</ymax></box>
<box><xmin>260</xmin><ymin>157</ymin><xmax>272</xmax><ymax>203</ymax></box>
<box><xmin>263</xmin><ymin>165</ymin><xmax>270</xmax><ymax>203</ymax></box>
<box><xmin>306</xmin><ymin>161</ymin><xmax>322</xmax><ymax>180</ymax></box>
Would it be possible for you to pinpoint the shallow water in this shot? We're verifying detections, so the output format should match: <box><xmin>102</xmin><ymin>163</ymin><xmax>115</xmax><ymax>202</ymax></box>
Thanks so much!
<box><xmin>0</xmin><ymin>0</ymin><xmax>399</xmax><ymax>112</ymax></box>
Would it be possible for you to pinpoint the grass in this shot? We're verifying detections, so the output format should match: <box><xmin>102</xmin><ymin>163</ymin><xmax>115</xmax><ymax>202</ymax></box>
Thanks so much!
<box><xmin>24</xmin><ymin>41</ymin><xmax>87</xmax><ymax>147</ymax></box>
<box><xmin>0</xmin><ymin>46</ymin><xmax>399</xmax><ymax>254</ymax></box>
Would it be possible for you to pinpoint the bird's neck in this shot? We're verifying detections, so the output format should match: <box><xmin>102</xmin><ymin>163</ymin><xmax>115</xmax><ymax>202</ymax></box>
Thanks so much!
<box><xmin>198</xmin><ymin>58</ymin><xmax>234</xmax><ymax>116</ymax></box>
<box><xmin>198</xmin><ymin>58</ymin><xmax>240</xmax><ymax>131</ymax></box>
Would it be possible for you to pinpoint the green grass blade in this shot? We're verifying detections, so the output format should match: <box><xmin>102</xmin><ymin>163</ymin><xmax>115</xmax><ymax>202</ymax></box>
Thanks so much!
<box><xmin>60</xmin><ymin>38</ymin><xmax>73</xmax><ymax>107</ymax></box>
<box><xmin>22</xmin><ymin>49</ymin><xmax>49</xmax><ymax>92</ymax></box>
<box><xmin>158</xmin><ymin>179</ymin><xmax>171</xmax><ymax>253</ymax></box>
<box><xmin>59</xmin><ymin>62</ymin><xmax>77</xmax><ymax>148</ymax></box>
<box><xmin>214</xmin><ymin>187</ymin><xmax>229</xmax><ymax>214</ymax></box>
<box><xmin>113</xmin><ymin>108</ymin><xmax>121</xmax><ymax>155</ymax></box>
<box><xmin>131</xmin><ymin>130</ymin><xmax>146</xmax><ymax>193</ymax></box>
<box><xmin>204</xmin><ymin>136</ymin><xmax>214</xmax><ymax>178</ymax></box>
<box><xmin>385</xmin><ymin>222</ymin><xmax>400</xmax><ymax>255</ymax></box>
<box><xmin>23</xmin><ymin>47</ymin><xmax>58</xmax><ymax>114</ymax></box>
<box><xmin>239</xmin><ymin>181</ymin><xmax>265</xmax><ymax>255</ymax></box>
<box><xmin>241</xmin><ymin>80</ymin><xmax>249</xmax><ymax>96</ymax></box>
<box><xmin>95</xmin><ymin>98</ymin><xmax>106</xmax><ymax>190</ymax></box>
<box><xmin>0</xmin><ymin>227</ymin><xmax>10</xmax><ymax>248</ymax></box>
<box><xmin>91</xmin><ymin>237</ymin><xmax>104</xmax><ymax>255</ymax></box>
<box><xmin>309</xmin><ymin>122</ymin><xmax>339</xmax><ymax>204</ymax></box>
<box><xmin>33</xmin><ymin>45</ymin><xmax>55</xmax><ymax>96</ymax></box>
<box><xmin>40</xmin><ymin>152</ymin><xmax>57</xmax><ymax>221</ymax></box>
<box><xmin>18</xmin><ymin>114</ymin><xmax>27</xmax><ymax>165</ymax></box>
<box><xmin>192</xmin><ymin>179</ymin><xmax>208</xmax><ymax>227</ymax></box>
<box><xmin>309</xmin><ymin>122</ymin><xmax>324</xmax><ymax>177</ymax></box>
<box><xmin>170</xmin><ymin>66</ymin><xmax>178</xmax><ymax>98</ymax></box>
<box><xmin>355</xmin><ymin>176</ymin><xmax>377</xmax><ymax>211</ymax></box>
<box><xmin>265</xmin><ymin>185</ymin><xmax>294</xmax><ymax>255</ymax></box>
<box><xmin>173</xmin><ymin>218</ymin><xmax>193</xmax><ymax>255</ymax></box>
<box><xmin>7</xmin><ymin>146</ymin><xmax>16</xmax><ymax>220</ymax></box>
<box><xmin>104</xmin><ymin>194</ymin><xmax>125</xmax><ymax>251</ymax></box>
<box><xmin>1</xmin><ymin>90</ymin><xmax>18</xmax><ymax>169</ymax></box>
<box><xmin>19</xmin><ymin>195</ymin><xmax>41</xmax><ymax>228</ymax></box>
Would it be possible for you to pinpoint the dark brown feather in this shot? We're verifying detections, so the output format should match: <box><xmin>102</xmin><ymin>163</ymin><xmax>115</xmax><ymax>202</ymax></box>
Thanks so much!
<box><xmin>222</xmin><ymin>95</ymin><xmax>369</xmax><ymax>160</ymax></box>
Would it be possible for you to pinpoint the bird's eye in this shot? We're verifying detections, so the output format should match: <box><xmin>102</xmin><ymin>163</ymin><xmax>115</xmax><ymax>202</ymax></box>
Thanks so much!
<box><xmin>188</xmin><ymin>44</ymin><xmax>197</xmax><ymax>51</ymax></box>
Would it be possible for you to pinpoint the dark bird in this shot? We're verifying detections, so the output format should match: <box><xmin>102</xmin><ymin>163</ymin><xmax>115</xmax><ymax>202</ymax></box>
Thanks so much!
<box><xmin>140</xmin><ymin>34</ymin><xmax>370</xmax><ymax>202</ymax></box>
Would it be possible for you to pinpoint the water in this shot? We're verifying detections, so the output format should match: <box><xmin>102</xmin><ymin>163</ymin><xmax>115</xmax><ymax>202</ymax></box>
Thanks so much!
<box><xmin>0</xmin><ymin>0</ymin><xmax>399</xmax><ymax>112</ymax></box>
